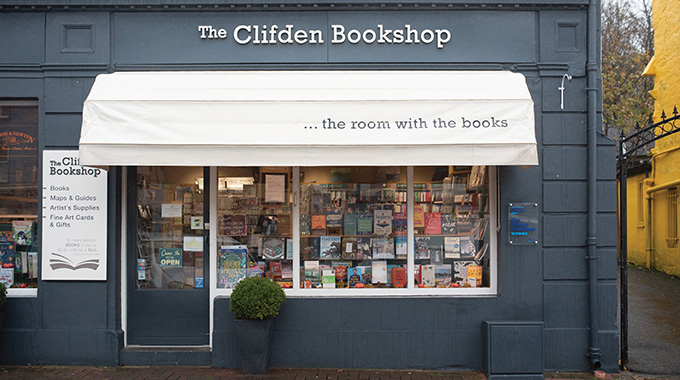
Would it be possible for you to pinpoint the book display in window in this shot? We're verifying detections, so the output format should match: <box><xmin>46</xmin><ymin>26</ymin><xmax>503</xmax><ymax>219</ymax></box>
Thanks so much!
<box><xmin>262</xmin><ymin>237</ymin><xmax>285</xmax><ymax>260</ymax></box>
<box><xmin>217</xmin><ymin>245</ymin><xmax>247</xmax><ymax>288</ymax></box>
<box><xmin>216</xmin><ymin>167</ymin><xmax>293</xmax><ymax>286</ymax></box>
<box><xmin>421</xmin><ymin>265</ymin><xmax>435</xmax><ymax>287</ymax></box>
<box><xmin>12</xmin><ymin>220</ymin><xmax>33</xmax><ymax>246</ymax></box>
<box><xmin>356</xmin><ymin>237</ymin><xmax>371</xmax><ymax>261</ymax></box>
<box><xmin>392</xmin><ymin>267</ymin><xmax>406</xmax><ymax>288</ymax></box>
<box><xmin>372</xmin><ymin>260</ymin><xmax>388</xmax><ymax>284</ymax></box>
<box><xmin>395</xmin><ymin>235</ymin><xmax>407</xmax><ymax>259</ymax></box>
<box><xmin>333</xmin><ymin>263</ymin><xmax>349</xmax><ymax>288</ymax></box>
<box><xmin>304</xmin><ymin>260</ymin><xmax>320</xmax><ymax>284</ymax></box>
<box><xmin>300</xmin><ymin>214</ymin><xmax>312</xmax><ymax>236</ymax></box>
<box><xmin>320</xmin><ymin>236</ymin><xmax>342</xmax><ymax>260</ymax></box>
<box><xmin>444</xmin><ymin>236</ymin><xmax>461</xmax><ymax>259</ymax></box>
<box><xmin>298</xmin><ymin>167</ymin><xmax>409</xmax><ymax>289</ymax></box>
<box><xmin>348</xmin><ymin>267</ymin><xmax>362</xmax><ymax>287</ymax></box>
<box><xmin>301</xmin><ymin>237</ymin><xmax>320</xmax><ymax>260</ymax></box>
<box><xmin>293</xmin><ymin>166</ymin><xmax>491</xmax><ymax>290</ymax></box>
<box><xmin>326</xmin><ymin>209</ymin><xmax>343</xmax><ymax>230</ymax></box>
<box><xmin>357</xmin><ymin>214</ymin><xmax>373</xmax><ymax>235</ymax></box>
<box><xmin>441</xmin><ymin>214</ymin><xmax>458</xmax><ymax>234</ymax></box>
<box><xmin>341</xmin><ymin>237</ymin><xmax>358</xmax><ymax>260</ymax></box>
<box><xmin>372</xmin><ymin>238</ymin><xmax>395</xmax><ymax>259</ymax></box>
<box><xmin>434</xmin><ymin>265</ymin><xmax>452</xmax><ymax>288</ymax></box>
<box><xmin>373</xmin><ymin>209</ymin><xmax>393</xmax><ymax>237</ymax></box>
<box><xmin>322</xmin><ymin>269</ymin><xmax>336</xmax><ymax>288</ymax></box>
<box><xmin>413</xmin><ymin>166</ymin><xmax>490</xmax><ymax>288</ymax></box>
<box><xmin>453</xmin><ymin>261</ymin><xmax>483</xmax><ymax>287</ymax></box>
<box><xmin>393</xmin><ymin>212</ymin><xmax>407</xmax><ymax>236</ymax></box>
<box><xmin>415</xmin><ymin>237</ymin><xmax>430</xmax><ymax>259</ymax></box>
<box><xmin>343</xmin><ymin>213</ymin><xmax>358</xmax><ymax>236</ymax></box>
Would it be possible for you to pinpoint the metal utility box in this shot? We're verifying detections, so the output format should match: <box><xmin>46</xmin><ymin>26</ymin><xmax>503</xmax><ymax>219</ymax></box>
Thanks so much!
<box><xmin>483</xmin><ymin>321</ymin><xmax>544</xmax><ymax>379</ymax></box>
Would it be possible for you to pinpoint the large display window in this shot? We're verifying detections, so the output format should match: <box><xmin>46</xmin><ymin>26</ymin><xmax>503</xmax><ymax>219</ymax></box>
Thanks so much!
<box><xmin>299</xmin><ymin>166</ymin><xmax>491</xmax><ymax>290</ymax></box>
<box><xmin>209</xmin><ymin>165</ymin><xmax>495</xmax><ymax>294</ymax></box>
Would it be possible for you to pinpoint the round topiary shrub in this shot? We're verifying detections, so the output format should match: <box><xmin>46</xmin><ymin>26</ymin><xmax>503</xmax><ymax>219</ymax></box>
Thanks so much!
<box><xmin>229</xmin><ymin>277</ymin><xmax>286</xmax><ymax>320</ymax></box>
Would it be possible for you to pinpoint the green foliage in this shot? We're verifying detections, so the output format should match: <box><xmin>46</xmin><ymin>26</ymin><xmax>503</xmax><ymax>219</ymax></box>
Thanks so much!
<box><xmin>601</xmin><ymin>0</ymin><xmax>654</xmax><ymax>137</ymax></box>
<box><xmin>0</xmin><ymin>282</ymin><xmax>6</xmax><ymax>309</ymax></box>
<box><xmin>229</xmin><ymin>277</ymin><xmax>286</xmax><ymax>320</ymax></box>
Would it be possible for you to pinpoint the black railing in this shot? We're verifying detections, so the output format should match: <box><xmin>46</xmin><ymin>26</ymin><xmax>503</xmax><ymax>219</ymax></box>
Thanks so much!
<box><xmin>617</xmin><ymin>106</ymin><xmax>680</xmax><ymax>369</ymax></box>
<box><xmin>619</xmin><ymin>106</ymin><xmax>680</xmax><ymax>160</ymax></box>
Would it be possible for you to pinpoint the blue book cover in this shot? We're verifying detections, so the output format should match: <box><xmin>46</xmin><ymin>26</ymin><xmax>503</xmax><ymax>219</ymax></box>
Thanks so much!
<box><xmin>0</xmin><ymin>241</ymin><xmax>16</xmax><ymax>265</ymax></box>
<box><xmin>326</xmin><ymin>209</ymin><xmax>343</xmax><ymax>228</ymax></box>
<box><xmin>348</xmin><ymin>267</ymin><xmax>362</xmax><ymax>287</ymax></box>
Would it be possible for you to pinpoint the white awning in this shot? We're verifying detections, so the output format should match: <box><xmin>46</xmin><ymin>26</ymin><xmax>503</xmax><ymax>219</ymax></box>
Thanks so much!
<box><xmin>79</xmin><ymin>71</ymin><xmax>537</xmax><ymax>167</ymax></box>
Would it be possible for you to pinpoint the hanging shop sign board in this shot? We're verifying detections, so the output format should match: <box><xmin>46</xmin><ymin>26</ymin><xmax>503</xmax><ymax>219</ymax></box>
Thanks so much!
<box><xmin>79</xmin><ymin>70</ymin><xmax>537</xmax><ymax>167</ymax></box>
<box><xmin>41</xmin><ymin>150</ymin><xmax>108</xmax><ymax>281</ymax></box>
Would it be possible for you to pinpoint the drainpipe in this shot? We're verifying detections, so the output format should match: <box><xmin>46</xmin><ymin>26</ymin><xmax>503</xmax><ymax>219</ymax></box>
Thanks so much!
<box><xmin>646</xmin><ymin>191</ymin><xmax>653</xmax><ymax>268</ymax></box>
<box><xmin>586</xmin><ymin>0</ymin><xmax>602</xmax><ymax>368</ymax></box>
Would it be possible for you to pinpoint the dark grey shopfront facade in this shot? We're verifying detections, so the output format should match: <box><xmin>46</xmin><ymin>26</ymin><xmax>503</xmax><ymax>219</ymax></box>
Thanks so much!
<box><xmin>0</xmin><ymin>0</ymin><xmax>618</xmax><ymax>375</ymax></box>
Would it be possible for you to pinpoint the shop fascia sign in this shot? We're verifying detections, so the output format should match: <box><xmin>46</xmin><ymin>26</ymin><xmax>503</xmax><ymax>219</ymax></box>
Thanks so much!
<box><xmin>198</xmin><ymin>24</ymin><xmax>451</xmax><ymax>49</ymax></box>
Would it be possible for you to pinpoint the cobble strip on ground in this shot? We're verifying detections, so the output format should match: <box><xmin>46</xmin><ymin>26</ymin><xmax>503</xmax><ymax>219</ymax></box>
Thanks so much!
<box><xmin>0</xmin><ymin>367</ymin><xmax>677</xmax><ymax>380</ymax></box>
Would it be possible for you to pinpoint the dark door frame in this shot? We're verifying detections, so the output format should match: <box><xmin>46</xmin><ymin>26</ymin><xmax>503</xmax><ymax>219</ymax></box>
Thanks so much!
<box><xmin>125</xmin><ymin>166</ymin><xmax>211</xmax><ymax>346</ymax></box>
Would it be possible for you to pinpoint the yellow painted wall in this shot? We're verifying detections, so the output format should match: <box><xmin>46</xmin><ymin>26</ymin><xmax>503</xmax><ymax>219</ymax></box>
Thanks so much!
<box><xmin>633</xmin><ymin>0</ymin><xmax>680</xmax><ymax>276</ymax></box>
<box><xmin>647</xmin><ymin>149</ymin><xmax>680</xmax><ymax>276</ymax></box>
<box><xmin>643</xmin><ymin>0</ymin><xmax>680</xmax><ymax>151</ymax></box>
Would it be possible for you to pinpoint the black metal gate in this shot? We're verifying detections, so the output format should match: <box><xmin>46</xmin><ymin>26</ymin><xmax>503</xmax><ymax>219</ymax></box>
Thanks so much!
<box><xmin>618</xmin><ymin>106</ymin><xmax>680</xmax><ymax>368</ymax></box>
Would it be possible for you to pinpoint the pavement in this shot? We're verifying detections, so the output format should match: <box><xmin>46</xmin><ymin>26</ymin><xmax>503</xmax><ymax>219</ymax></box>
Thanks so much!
<box><xmin>626</xmin><ymin>266</ymin><xmax>680</xmax><ymax>375</ymax></box>
<box><xmin>0</xmin><ymin>367</ymin><xmax>679</xmax><ymax>380</ymax></box>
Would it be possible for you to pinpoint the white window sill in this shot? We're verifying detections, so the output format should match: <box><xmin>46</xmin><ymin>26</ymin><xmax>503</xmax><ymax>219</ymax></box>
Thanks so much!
<box><xmin>7</xmin><ymin>288</ymin><xmax>38</xmax><ymax>298</ymax></box>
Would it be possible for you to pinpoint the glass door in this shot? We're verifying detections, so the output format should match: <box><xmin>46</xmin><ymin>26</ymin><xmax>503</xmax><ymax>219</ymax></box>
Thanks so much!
<box><xmin>127</xmin><ymin>167</ymin><xmax>209</xmax><ymax>345</ymax></box>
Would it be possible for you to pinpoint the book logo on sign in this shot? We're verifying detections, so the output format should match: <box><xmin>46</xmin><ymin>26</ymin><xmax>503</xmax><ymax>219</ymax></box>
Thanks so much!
<box><xmin>49</xmin><ymin>253</ymin><xmax>100</xmax><ymax>271</ymax></box>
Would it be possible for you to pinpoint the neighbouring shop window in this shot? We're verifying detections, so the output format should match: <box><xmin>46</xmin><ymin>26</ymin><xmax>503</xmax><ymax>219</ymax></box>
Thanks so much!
<box><xmin>216</xmin><ymin>167</ymin><xmax>293</xmax><ymax>288</ymax></box>
<box><xmin>136</xmin><ymin>167</ymin><xmax>206</xmax><ymax>289</ymax></box>
<box><xmin>0</xmin><ymin>102</ymin><xmax>39</xmax><ymax>289</ymax></box>
<box><xmin>667</xmin><ymin>188</ymin><xmax>678</xmax><ymax>248</ymax></box>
